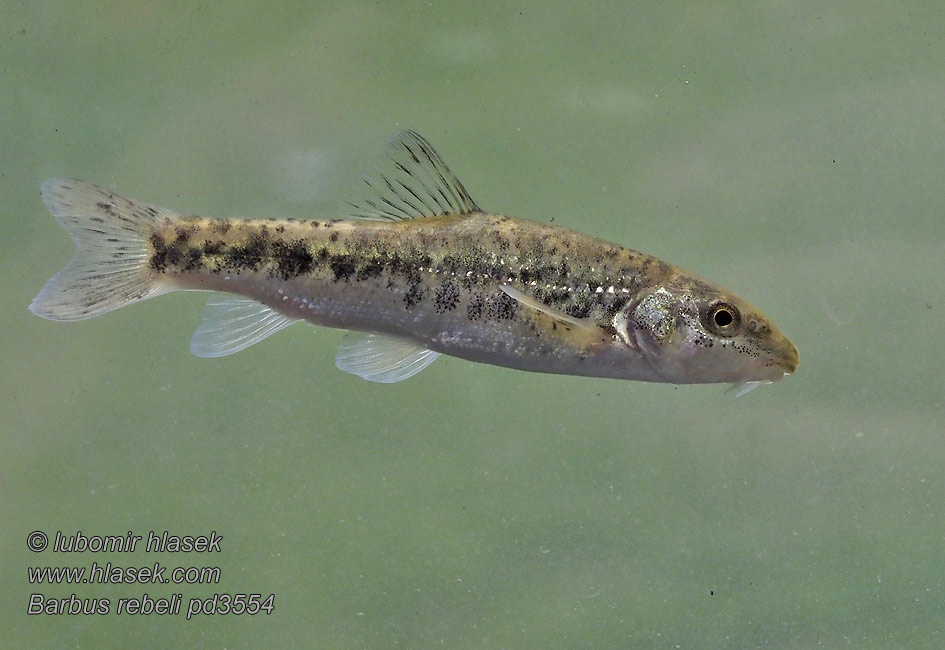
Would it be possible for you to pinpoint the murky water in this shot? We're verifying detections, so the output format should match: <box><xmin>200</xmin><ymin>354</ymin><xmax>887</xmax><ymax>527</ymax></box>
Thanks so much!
<box><xmin>4</xmin><ymin>2</ymin><xmax>944</xmax><ymax>648</ymax></box>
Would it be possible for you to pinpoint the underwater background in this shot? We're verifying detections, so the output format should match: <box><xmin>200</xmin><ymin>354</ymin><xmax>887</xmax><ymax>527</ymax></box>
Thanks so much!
<box><xmin>3</xmin><ymin>1</ymin><xmax>944</xmax><ymax>648</ymax></box>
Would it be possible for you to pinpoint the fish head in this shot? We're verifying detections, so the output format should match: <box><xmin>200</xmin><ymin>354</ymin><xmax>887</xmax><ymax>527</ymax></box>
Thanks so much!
<box><xmin>614</xmin><ymin>278</ymin><xmax>799</xmax><ymax>385</ymax></box>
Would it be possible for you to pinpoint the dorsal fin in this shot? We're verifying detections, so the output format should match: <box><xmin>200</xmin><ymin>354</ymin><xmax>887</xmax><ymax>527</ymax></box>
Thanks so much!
<box><xmin>347</xmin><ymin>130</ymin><xmax>479</xmax><ymax>221</ymax></box>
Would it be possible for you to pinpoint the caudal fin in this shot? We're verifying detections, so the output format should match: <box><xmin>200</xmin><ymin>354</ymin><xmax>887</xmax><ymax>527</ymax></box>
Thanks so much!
<box><xmin>29</xmin><ymin>178</ymin><xmax>179</xmax><ymax>321</ymax></box>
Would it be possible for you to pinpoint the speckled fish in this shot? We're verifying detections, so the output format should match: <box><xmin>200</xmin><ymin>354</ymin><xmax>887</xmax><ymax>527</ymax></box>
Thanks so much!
<box><xmin>30</xmin><ymin>131</ymin><xmax>798</xmax><ymax>392</ymax></box>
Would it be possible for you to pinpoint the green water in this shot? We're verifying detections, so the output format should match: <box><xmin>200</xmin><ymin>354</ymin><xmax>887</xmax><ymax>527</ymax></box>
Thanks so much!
<box><xmin>3</xmin><ymin>2</ymin><xmax>944</xmax><ymax>648</ymax></box>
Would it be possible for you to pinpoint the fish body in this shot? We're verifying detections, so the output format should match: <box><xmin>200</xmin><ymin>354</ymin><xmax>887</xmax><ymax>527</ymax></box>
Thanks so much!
<box><xmin>30</xmin><ymin>131</ymin><xmax>798</xmax><ymax>388</ymax></box>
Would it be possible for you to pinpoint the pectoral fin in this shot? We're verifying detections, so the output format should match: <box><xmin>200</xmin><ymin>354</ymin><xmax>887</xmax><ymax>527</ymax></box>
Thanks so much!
<box><xmin>499</xmin><ymin>285</ymin><xmax>597</xmax><ymax>333</ymax></box>
<box><xmin>726</xmin><ymin>380</ymin><xmax>772</xmax><ymax>397</ymax></box>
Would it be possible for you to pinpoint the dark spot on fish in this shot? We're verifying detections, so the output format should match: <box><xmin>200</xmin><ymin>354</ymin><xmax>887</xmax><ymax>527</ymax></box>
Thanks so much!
<box><xmin>357</xmin><ymin>257</ymin><xmax>386</xmax><ymax>281</ymax></box>
<box><xmin>329</xmin><ymin>253</ymin><xmax>355</xmax><ymax>281</ymax></box>
<box><xmin>491</xmin><ymin>231</ymin><xmax>510</xmax><ymax>250</ymax></box>
<box><xmin>150</xmin><ymin>230</ymin><xmax>201</xmax><ymax>271</ymax></box>
<box><xmin>174</xmin><ymin>225</ymin><xmax>197</xmax><ymax>246</ymax></box>
<box><xmin>467</xmin><ymin>294</ymin><xmax>484</xmax><ymax>320</ymax></box>
<box><xmin>440</xmin><ymin>254</ymin><xmax>463</xmax><ymax>275</ymax></box>
<box><xmin>95</xmin><ymin>202</ymin><xmax>115</xmax><ymax>216</ymax></box>
<box><xmin>389</xmin><ymin>254</ymin><xmax>421</xmax><ymax>285</ymax></box>
<box><xmin>403</xmin><ymin>283</ymin><xmax>424</xmax><ymax>308</ymax></box>
<box><xmin>224</xmin><ymin>233</ymin><xmax>270</xmax><ymax>271</ymax></box>
<box><xmin>180</xmin><ymin>246</ymin><xmax>203</xmax><ymax>271</ymax></box>
<box><xmin>329</xmin><ymin>231</ymin><xmax>339</xmax><ymax>243</ymax></box>
<box><xmin>565</xmin><ymin>300</ymin><xmax>592</xmax><ymax>319</ymax></box>
<box><xmin>202</xmin><ymin>239</ymin><xmax>225</xmax><ymax>255</ymax></box>
<box><xmin>486</xmin><ymin>291</ymin><xmax>517</xmax><ymax>320</ymax></box>
<box><xmin>433</xmin><ymin>281</ymin><xmax>460</xmax><ymax>313</ymax></box>
<box><xmin>272</xmin><ymin>240</ymin><xmax>315</xmax><ymax>279</ymax></box>
<box><xmin>212</xmin><ymin>219</ymin><xmax>231</xmax><ymax>234</ymax></box>
<box><xmin>603</xmin><ymin>295</ymin><xmax>631</xmax><ymax>319</ymax></box>
<box><xmin>149</xmin><ymin>233</ymin><xmax>168</xmax><ymax>271</ymax></box>
<box><xmin>310</xmin><ymin>221</ymin><xmax>320</xmax><ymax>228</ymax></box>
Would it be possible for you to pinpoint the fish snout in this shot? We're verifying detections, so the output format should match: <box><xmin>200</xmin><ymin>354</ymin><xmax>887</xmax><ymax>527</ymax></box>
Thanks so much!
<box><xmin>767</xmin><ymin>334</ymin><xmax>799</xmax><ymax>379</ymax></box>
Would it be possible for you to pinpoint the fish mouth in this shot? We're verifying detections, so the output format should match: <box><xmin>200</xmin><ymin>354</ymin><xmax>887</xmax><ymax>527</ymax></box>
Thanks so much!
<box><xmin>775</xmin><ymin>345</ymin><xmax>800</xmax><ymax>377</ymax></box>
<box><xmin>728</xmin><ymin>362</ymin><xmax>796</xmax><ymax>397</ymax></box>
<box><xmin>752</xmin><ymin>338</ymin><xmax>799</xmax><ymax>382</ymax></box>
<box><xmin>731</xmin><ymin>346</ymin><xmax>798</xmax><ymax>385</ymax></box>
<box><xmin>755</xmin><ymin>360</ymin><xmax>797</xmax><ymax>383</ymax></box>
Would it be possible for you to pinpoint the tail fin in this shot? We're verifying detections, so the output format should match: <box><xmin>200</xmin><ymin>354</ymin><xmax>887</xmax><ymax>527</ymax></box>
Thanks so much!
<box><xmin>29</xmin><ymin>178</ymin><xmax>179</xmax><ymax>321</ymax></box>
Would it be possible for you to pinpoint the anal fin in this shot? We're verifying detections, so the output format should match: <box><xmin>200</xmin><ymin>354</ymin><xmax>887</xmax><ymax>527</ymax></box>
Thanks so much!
<box><xmin>190</xmin><ymin>294</ymin><xmax>298</xmax><ymax>358</ymax></box>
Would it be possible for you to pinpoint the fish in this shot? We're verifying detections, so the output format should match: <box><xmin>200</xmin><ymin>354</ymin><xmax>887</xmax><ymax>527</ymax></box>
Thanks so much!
<box><xmin>30</xmin><ymin>130</ymin><xmax>798</xmax><ymax>391</ymax></box>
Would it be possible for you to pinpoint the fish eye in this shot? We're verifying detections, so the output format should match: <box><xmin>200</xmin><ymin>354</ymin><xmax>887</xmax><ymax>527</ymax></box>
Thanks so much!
<box><xmin>702</xmin><ymin>301</ymin><xmax>741</xmax><ymax>336</ymax></box>
<box><xmin>714</xmin><ymin>308</ymin><xmax>733</xmax><ymax>327</ymax></box>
